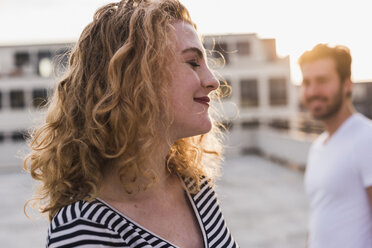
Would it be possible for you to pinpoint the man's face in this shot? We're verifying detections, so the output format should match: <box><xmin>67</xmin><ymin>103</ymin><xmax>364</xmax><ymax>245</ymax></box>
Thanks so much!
<box><xmin>300</xmin><ymin>57</ymin><xmax>347</xmax><ymax>120</ymax></box>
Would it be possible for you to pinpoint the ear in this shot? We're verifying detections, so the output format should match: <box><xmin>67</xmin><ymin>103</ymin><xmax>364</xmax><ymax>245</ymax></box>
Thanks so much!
<box><xmin>343</xmin><ymin>78</ymin><xmax>353</xmax><ymax>98</ymax></box>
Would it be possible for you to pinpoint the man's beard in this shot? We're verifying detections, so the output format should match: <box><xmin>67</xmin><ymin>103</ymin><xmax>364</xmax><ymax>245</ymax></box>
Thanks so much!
<box><xmin>308</xmin><ymin>87</ymin><xmax>344</xmax><ymax>120</ymax></box>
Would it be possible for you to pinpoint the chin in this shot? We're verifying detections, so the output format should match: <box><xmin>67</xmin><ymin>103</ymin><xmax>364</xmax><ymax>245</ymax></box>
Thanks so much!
<box><xmin>199</xmin><ymin>117</ymin><xmax>213</xmax><ymax>133</ymax></box>
<box><xmin>185</xmin><ymin>121</ymin><xmax>213</xmax><ymax>138</ymax></box>
<box><xmin>198</xmin><ymin>125</ymin><xmax>212</xmax><ymax>136</ymax></box>
<box><xmin>192</xmin><ymin>125</ymin><xmax>212</xmax><ymax>138</ymax></box>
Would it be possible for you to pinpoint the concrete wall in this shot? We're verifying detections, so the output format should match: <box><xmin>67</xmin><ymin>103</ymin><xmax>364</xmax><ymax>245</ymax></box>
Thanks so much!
<box><xmin>225</xmin><ymin>127</ymin><xmax>315</xmax><ymax>169</ymax></box>
<box><xmin>256</xmin><ymin>128</ymin><xmax>313</xmax><ymax>168</ymax></box>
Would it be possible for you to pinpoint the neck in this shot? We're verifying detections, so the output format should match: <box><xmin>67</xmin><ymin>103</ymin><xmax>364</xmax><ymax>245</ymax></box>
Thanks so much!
<box><xmin>100</xmin><ymin>142</ymin><xmax>175</xmax><ymax>202</ymax></box>
<box><xmin>322</xmin><ymin>101</ymin><xmax>354</xmax><ymax>137</ymax></box>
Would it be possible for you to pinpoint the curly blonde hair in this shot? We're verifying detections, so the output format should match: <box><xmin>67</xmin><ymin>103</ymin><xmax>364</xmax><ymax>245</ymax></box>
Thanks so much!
<box><xmin>25</xmin><ymin>0</ymin><xmax>224</xmax><ymax>221</ymax></box>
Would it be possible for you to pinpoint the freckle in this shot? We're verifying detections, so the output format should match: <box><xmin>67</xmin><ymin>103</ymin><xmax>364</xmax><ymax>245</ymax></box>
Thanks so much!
<box><xmin>134</xmin><ymin>204</ymin><xmax>138</xmax><ymax>208</ymax></box>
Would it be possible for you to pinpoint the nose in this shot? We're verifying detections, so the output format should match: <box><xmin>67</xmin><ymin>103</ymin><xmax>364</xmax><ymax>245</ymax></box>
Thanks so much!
<box><xmin>201</xmin><ymin>67</ymin><xmax>219</xmax><ymax>92</ymax></box>
<box><xmin>303</xmin><ymin>82</ymin><xmax>319</xmax><ymax>97</ymax></box>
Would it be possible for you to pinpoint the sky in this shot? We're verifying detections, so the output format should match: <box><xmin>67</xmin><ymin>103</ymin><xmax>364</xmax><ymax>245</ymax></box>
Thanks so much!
<box><xmin>1</xmin><ymin>0</ymin><xmax>371</xmax><ymax>84</ymax></box>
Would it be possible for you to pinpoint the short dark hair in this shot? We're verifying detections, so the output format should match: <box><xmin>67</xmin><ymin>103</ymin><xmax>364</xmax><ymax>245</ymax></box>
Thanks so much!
<box><xmin>298</xmin><ymin>43</ymin><xmax>352</xmax><ymax>82</ymax></box>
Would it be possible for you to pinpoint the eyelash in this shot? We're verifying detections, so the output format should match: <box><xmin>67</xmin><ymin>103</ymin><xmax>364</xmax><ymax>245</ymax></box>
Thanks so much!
<box><xmin>187</xmin><ymin>61</ymin><xmax>200</xmax><ymax>68</ymax></box>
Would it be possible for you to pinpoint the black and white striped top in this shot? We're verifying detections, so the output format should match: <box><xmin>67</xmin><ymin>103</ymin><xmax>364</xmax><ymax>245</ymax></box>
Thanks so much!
<box><xmin>47</xmin><ymin>177</ymin><xmax>239</xmax><ymax>247</ymax></box>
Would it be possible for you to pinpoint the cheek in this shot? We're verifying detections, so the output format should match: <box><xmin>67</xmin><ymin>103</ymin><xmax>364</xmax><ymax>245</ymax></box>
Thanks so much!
<box><xmin>300</xmin><ymin>89</ymin><xmax>308</xmax><ymax>102</ymax></box>
<box><xmin>170</xmin><ymin>90</ymin><xmax>189</xmax><ymax>115</ymax></box>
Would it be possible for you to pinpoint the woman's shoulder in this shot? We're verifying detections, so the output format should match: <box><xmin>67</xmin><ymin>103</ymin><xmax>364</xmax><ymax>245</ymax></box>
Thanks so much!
<box><xmin>47</xmin><ymin>199</ymin><xmax>129</xmax><ymax>247</ymax></box>
<box><xmin>50</xmin><ymin>200</ymin><xmax>109</xmax><ymax>229</ymax></box>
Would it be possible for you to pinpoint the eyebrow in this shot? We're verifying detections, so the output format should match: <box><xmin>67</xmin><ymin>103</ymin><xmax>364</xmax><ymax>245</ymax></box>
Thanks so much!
<box><xmin>181</xmin><ymin>47</ymin><xmax>204</xmax><ymax>59</ymax></box>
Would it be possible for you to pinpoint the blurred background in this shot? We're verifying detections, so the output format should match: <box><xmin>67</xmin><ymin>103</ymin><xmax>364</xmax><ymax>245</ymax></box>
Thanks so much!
<box><xmin>0</xmin><ymin>0</ymin><xmax>371</xmax><ymax>247</ymax></box>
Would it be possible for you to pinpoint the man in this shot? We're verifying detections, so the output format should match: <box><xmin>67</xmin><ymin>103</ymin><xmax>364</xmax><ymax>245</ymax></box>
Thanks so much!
<box><xmin>299</xmin><ymin>44</ymin><xmax>372</xmax><ymax>248</ymax></box>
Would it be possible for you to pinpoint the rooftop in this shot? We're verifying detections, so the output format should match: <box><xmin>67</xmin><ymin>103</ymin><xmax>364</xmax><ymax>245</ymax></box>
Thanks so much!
<box><xmin>0</xmin><ymin>154</ymin><xmax>308</xmax><ymax>247</ymax></box>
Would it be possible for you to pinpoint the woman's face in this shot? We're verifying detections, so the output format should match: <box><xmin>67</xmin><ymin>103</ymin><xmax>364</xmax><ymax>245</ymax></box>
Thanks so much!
<box><xmin>168</xmin><ymin>21</ymin><xmax>219</xmax><ymax>141</ymax></box>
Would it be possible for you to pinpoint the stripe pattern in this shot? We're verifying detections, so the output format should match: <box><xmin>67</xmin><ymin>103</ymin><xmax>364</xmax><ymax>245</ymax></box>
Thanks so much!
<box><xmin>47</xmin><ymin>178</ymin><xmax>238</xmax><ymax>247</ymax></box>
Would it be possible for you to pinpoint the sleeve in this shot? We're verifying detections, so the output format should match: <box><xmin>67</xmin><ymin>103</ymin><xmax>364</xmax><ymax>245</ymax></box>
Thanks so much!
<box><xmin>47</xmin><ymin>218</ymin><xmax>128</xmax><ymax>247</ymax></box>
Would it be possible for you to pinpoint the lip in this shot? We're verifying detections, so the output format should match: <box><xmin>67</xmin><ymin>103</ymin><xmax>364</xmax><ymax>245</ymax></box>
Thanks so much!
<box><xmin>307</xmin><ymin>98</ymin><xmax>326</xmax><ymax>107</ymax></box>
<box><xmin>194</xmin><ymin>96</ymin><xmax>210</xmax><ymax>106</ymax></box>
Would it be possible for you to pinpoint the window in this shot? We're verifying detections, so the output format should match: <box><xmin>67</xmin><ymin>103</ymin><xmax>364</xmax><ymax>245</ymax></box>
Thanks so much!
<box><xmin>56</xmin><ymin>48</ymin><xmax>70</xmax><ymax>67</ymax></box>
<box><xmin>14</xmin><ymin>52</ymin><xmax>30</xmax><ymax>68</ymax></box>
<box><xmin>237</xmin><ymin>41</ymin><xmax>250</xmax><ymax>55</ymax></box>
<box><xmin>37</xmin><ymin>51</ymin><xmax>53</xmax><ymax>77</ymax></box>
<box><xmin>242</xmin><ymin>120</ymin><xmax>260</xmax><ymax>129</ymax></box>
<box><xmin>10</xmin><ymin>90</ymin><xmax>25</xmax><ymax>109</ymax></box>
<box><xmin>220</xmin><ymin>121</ymin><xmax>233</xmax><ymax>131</ymax></box>
<box><xmin>11</xmin><ymin>130</ymin><xmax>29</xmax><ymax>142</ymax></box>
<box><xmin>32</xmin><ymin>88</ymin><xmax>48</xmax><ymax>108</ymax></box>
<box><xmin>269</xmin><ymin>119</ymin><xmax>289</xmax><ymax>130</ymax></box>
<box><xmin>55</xmin><ymin>47</ymin><xmax>71</xmax><ymax>76</ymax></box>
<box><xmin>240</xmin><ymin>79</ymin><xmax>258</xmax><ymax>107</ymax></box>
<box><xmin>298</xmin><ymin>119</ymin><xmax>323</xmax><ymax>134</ymax></box>
<box><xmin>219</xmin><ymin>79</ymin><xmax>231</xmax><ymax>99</ymax></box>
<box><xmin>269</xmin><ymin>77</ymin><xmax>287</xmax><ymax>106</ymax></box>
<box><xmin>203</xmin><ymin>42</ymin><xmax>213</xmax><ymax>50</ymax></box>
<box><xmin>213</xmin><ymin>42</ymin><xmax>229</xmax><ymax>65</ymax></box>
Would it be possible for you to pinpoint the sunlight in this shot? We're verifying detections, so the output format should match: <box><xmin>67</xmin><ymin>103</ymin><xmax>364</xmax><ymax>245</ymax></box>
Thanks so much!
<box><xmin>276</xmin><ymin>31</ymin><xmax>372</xmax><ymax>84</ymax></box>
<box><xmin>183</xmin><ymin>0</ymin><xmax>372</xmax><ymax>85</ymax></box>
<box><xmin>1</xmin><ymin>0</ymin><xmax>371</xmax><ymax>84</ymax></box>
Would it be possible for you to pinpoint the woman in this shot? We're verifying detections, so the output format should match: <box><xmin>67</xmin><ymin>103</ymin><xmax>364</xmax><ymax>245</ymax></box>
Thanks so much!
<box><xmin>25</xmin><ymin>0</ymin><xmax>238</xmax><ymax>247</ymax></box>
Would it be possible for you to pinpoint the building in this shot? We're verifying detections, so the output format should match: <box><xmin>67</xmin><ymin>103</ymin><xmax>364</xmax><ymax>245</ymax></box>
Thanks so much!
<box><xmin>6</xmin><ymin>35</ymin><xmax>369</xmax><ymax>168</ymax></box>
<box><xmin>203</xmin><ymin>33</ymin><xmax>300</xmax><ymax>156</ymax></box>
<box><xmin>0</xmin><ymin>42</ymin><xmax>72</xmax><ymax>167</ymax></box>
<box><xmin>353</xmin><ymin>81</ymin><xmax>372</xmax><ymax>119</ymax></box>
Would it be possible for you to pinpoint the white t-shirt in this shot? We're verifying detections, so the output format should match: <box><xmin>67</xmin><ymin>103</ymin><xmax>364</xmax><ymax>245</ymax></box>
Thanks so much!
<box><xmin>305</xmin><ymin>113</ymin><xmax>372</xmax><ymax>248</ymax></box>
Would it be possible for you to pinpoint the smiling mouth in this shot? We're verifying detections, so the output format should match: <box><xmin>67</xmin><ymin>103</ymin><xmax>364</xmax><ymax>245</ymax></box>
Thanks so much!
<box><xmin>194</xmin><ymin>96</ymin><xmax>210</xmax><ymax>106</ymax></box>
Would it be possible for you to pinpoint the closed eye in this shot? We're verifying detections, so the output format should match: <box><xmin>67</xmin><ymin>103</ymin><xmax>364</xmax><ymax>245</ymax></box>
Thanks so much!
<box><xmin>187</xmin><ymin>60</ymin><xmax>200</xmax><ymax>68</ymax></box>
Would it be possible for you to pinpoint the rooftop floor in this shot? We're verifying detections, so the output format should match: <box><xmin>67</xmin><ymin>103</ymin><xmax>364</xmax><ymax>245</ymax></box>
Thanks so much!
<box><xmin>0</xmin><ymin>155</ymin><xmax>308</xmax><ymax>247</ymax></box>
<box><xmin>217</xmin><ymin>155</ymin><xmax>308</xmax><ymax>248</ymax></box>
